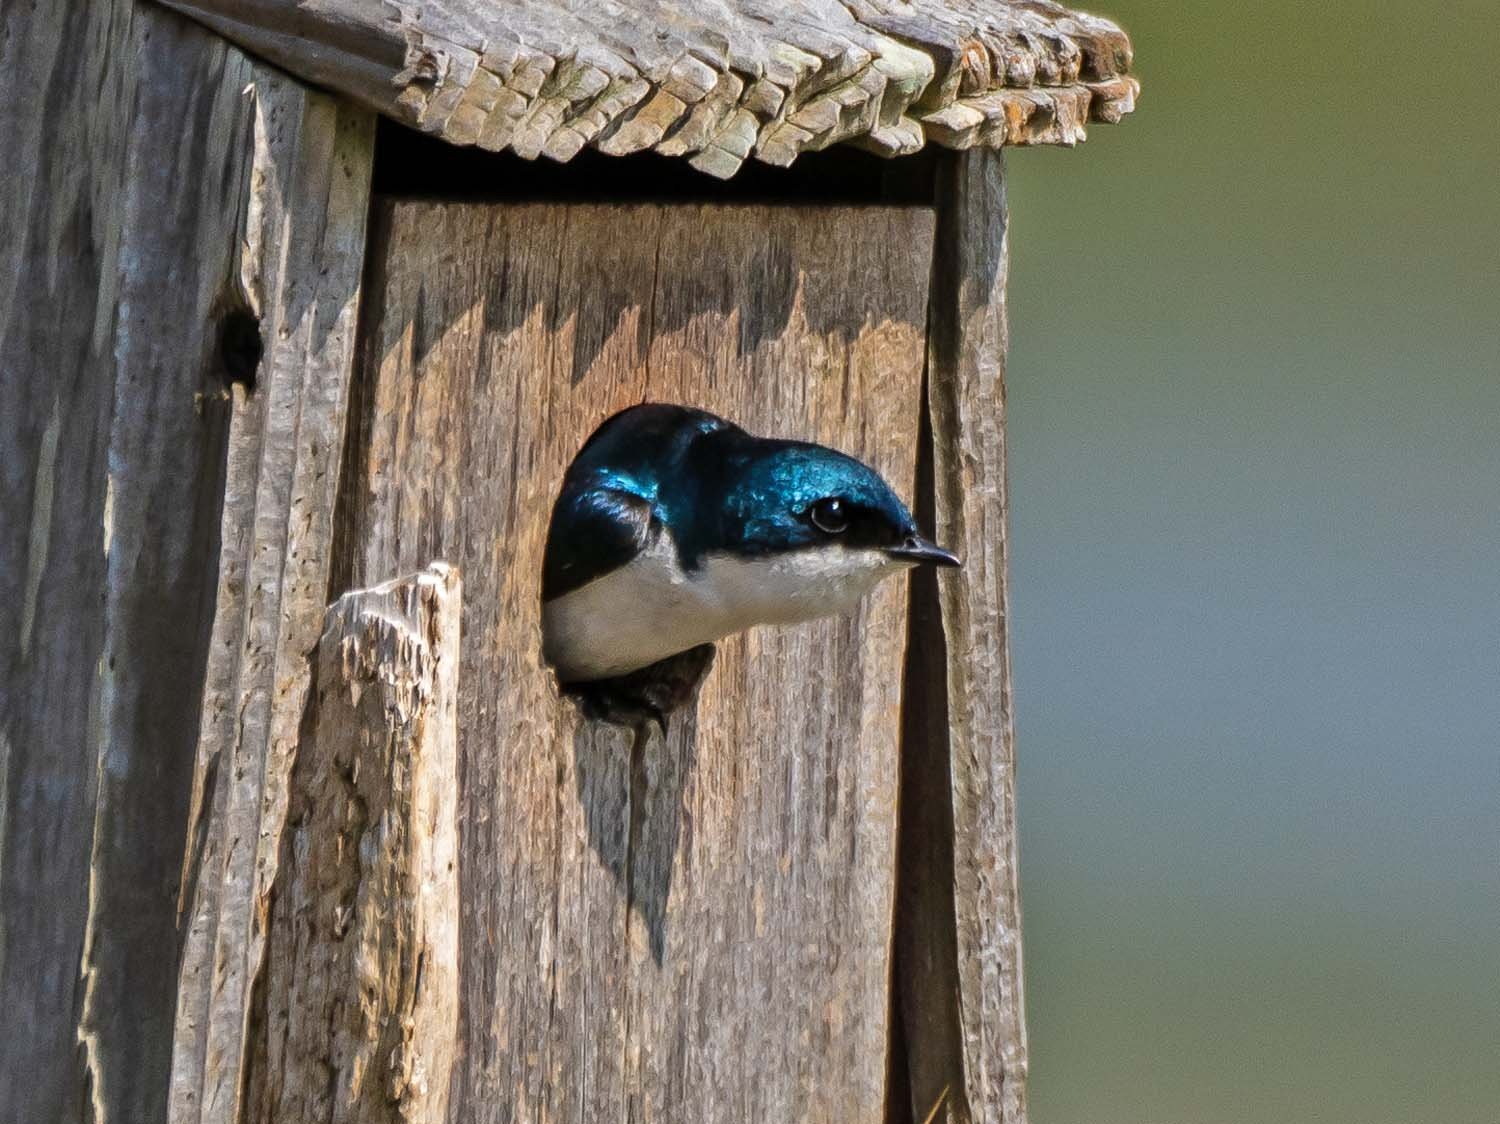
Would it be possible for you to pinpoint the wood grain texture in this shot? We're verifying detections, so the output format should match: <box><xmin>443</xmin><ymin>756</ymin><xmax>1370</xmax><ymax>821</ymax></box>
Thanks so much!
<box><xmin>245</xmin><ymin>564</ymin><xmax>461</xmax><ymax>1124</ymax></box>
<box><xmin>156</xmin><ymin>0</ymin><xmax>1136</xmax><ymax>177</ymax></box>
<box><xmin>169</xmin><ymin>73</ymin><xmax>376</xmax><ymax>1124</ymax></box>
<box><xmin>892</xmin><ymin>381</ymin><xmax>974</xmax><ymax>1124</ymax></box>
<box><xmin>334</xmin><ymin>201</ymin><xmax>935</xmax><ymax>1122</ymax></box>
<box><xmin>911</xmin><ymin>149</ymin><xmax>1027</xmax><ymax>1124</ymax></box>
<box><xmin>0</xmin><ymin>5</ymin><xmax>335</xmax><ymax>1121</ymax></box>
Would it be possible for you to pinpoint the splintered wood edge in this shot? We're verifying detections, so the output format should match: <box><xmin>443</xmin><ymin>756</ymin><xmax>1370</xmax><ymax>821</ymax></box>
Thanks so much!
<box><xmin>156</xmin><ymin>0</ymin><xmax>1136</xmax><ymax>178</ymax></box>
<box><xmin>247</xmin><ymin>562</ymin><xmax>461</xmax><ymax>1124</ymax></box>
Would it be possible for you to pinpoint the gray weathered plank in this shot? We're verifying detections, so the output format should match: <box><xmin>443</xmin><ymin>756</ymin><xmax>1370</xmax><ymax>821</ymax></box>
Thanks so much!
<box><xmin>335</xmin><ymin>201</ymin><xmax>934</xmax><ymax>1122</ymax></box>
<box><xmin>909</xmin><ymin>149</ymin><xmax>1027</xmax><ymax>1124</ymax></box>
<box><xmin>155</xmin><ymin>0</ymin><xmax>1136</xmax><ymax>176</ymax></box>
<box><xmin>168</xmin><ymin>71</ymin><xmax>376</xmax><ymax>1124</ymax></box>
<box><xmin>245</xmin><ymin>564</ymin><xmax>461</xmax><ymax>1124</ymax></box>
<box><xmin>0</xmin><ymin>5</ymin><xmax>343</xmax><ymax>1121</ymax></box>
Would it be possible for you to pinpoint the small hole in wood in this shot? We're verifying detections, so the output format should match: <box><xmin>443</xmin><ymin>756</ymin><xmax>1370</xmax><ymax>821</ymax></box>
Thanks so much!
<box><xmin>219</xmin><ymin>307</ymin><xmax>263</xmax><ymax>391</ymax></box>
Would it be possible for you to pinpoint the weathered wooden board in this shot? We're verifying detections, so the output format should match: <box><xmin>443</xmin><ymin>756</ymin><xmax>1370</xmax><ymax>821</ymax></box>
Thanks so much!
<box><xmin>156</xmin><ymin>0</ymin><xmax>1136</xmax><ymax>177</ymax></box>
<box><xmin>0</xmin><ymin>5</ymin><xmax>367</xmax><ymax>1121</ymax></box>
<box><xmin>905</xmin><ymin>149</ymin><xmax>1027</xmax><ymax>1124</ymax></box>
<box><xmin>335</xmin><ymin>201</ymin><xmax>934</xmax><ymax>1121</ymax></box>
<box><xmin>169</xmin><ymin>76</ymin><xmax>376</xmax><ymax>1124</ymax></box>
<box><xmin>245</xmin><ymin>564</ymin><xmax>461</xmax><ymax>1124</ymax></box>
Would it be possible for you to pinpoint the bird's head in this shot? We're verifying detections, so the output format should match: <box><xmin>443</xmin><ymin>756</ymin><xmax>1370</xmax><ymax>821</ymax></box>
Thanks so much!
<box><xmin>540</xmin><ymin>404</ymin><xmax>959</xmax><ymax>691</ymax></box>
<box><xmin>692</xmin><ymin>439</ymin><xmax>958</xmax><ymax>627</ymax></box>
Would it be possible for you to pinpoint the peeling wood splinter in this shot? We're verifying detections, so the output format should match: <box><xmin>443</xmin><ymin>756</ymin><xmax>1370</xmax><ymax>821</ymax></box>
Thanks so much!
<box><xmin>246</xmin><ymin>564</ymin><xmax>461</xmax><ymax>1124</ymax></box>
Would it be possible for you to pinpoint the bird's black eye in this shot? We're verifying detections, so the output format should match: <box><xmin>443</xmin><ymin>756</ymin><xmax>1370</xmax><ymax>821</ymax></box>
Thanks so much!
<box><xmin>809</xmin><ymin>497</ymin><xmax>849</xmax><ymax>534</ymax></box>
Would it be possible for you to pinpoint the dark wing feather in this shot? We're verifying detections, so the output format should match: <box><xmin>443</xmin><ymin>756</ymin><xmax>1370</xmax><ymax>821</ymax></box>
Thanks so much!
<box><xmin>541</xmin><ymin>485</ymin><xmax>659</xmax><ymax>601</ymax></box>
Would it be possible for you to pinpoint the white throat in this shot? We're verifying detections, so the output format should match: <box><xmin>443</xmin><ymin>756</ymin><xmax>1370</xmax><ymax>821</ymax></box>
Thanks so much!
<box><xmin>542</xmin><ymin>536</ymin><xmax>903</xmax><ymax>681</ymax></box>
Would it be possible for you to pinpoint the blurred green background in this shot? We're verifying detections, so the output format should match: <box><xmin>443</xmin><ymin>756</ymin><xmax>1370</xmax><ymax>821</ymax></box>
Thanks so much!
<box><xmin>1003</xmin><ymin>1</ymin><xmax>1500</xmax><ymax>1121</ymax></box>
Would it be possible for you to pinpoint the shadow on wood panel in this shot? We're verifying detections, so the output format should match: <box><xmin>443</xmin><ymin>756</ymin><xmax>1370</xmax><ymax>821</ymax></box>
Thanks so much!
<box><xmin>385</xmin><ymin>199</ymin><xmax>923</xmax><ymax>389</ymax></box>
<box><xmin>464</xmin><ymin>206</ymin><xmax>802</xmax><ymax>388</ymax></box>
<box><xmin>573</xmin><ymin>715</ymin><xmax>700</xmax><ymax>966</ymax></box>
<box><xmin>373</xmin><ymin>117</ymin><xmax>938</xmax><ymax>206</ymax></box>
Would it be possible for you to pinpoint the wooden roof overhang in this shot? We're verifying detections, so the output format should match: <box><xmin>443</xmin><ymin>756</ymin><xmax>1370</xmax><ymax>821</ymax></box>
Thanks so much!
<box><xmin>159</xmin><ymin>0</ymin><xmax>1137</xmax><ymax>177</ymax></box>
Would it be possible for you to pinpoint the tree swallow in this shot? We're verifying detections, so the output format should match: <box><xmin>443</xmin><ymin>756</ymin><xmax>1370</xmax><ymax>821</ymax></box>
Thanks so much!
<box><xmin>541</xmin><ymin>403</ymin><xmax>960</xmax><ymax>731</ymax></box>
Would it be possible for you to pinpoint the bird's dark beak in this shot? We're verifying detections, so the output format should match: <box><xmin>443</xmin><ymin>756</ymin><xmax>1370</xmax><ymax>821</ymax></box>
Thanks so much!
<box><xmin>887</xmin><ymin>534</ymin><xmax>961</xmax><ymax>567</ymax></box>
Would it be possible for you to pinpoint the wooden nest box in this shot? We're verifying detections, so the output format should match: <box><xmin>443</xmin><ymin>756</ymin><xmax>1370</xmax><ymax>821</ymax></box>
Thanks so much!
<box><xmin>0</xmin><ymin>2</ymin><xmax>1136</xmax><ymax>1123</ymax></box>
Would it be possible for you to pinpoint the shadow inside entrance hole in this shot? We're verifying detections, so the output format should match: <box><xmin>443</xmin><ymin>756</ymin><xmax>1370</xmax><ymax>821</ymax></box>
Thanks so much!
<box><xmin>572</xmin><ymin>714</ymin><xmax>699</xmax><ymax>966</ymax></box>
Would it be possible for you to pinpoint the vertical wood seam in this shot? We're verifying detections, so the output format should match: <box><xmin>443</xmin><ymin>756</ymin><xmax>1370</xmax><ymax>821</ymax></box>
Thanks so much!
<box><xmin>920</xmin><ymin>148</ymin><xmax>1027</xmax><ymax>1124</ymax></box>
<box><xmin>890</xmin><ymin>362</ymin><xmax>973</xmax><ymax>1124</ymax></box>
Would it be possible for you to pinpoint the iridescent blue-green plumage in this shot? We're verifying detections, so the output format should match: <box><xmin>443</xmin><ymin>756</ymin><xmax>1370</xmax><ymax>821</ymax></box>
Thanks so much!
<box><xmin>542</xmin><ymin>403</ymin><xmax>931</xmax><ymax>600</ymax></box>
<box><xmin>712</xmin><ymin>440</ymin><xmax>922</xmax><ymax>559</ymax></box>
<box><xmin>542</xmin><ymin>404</ymin><xmax>720</xmax><ymax>600</ymax></box>
<box><xmin>541</xmin><ymin>403</ymin><xmax>958</xmax><ymax>728</ymax></box>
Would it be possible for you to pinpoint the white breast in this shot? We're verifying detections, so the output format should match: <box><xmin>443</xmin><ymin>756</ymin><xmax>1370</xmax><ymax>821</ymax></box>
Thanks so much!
<box><xmin>542</xmin><ymin>535</ymin><xmax>901</xmax><ymax>681</ymax></box>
